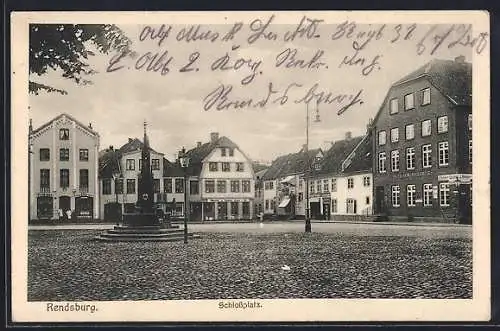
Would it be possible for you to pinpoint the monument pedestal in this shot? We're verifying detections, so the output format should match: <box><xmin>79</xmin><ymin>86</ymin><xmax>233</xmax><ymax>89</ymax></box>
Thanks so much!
<box><xmin>95</xmin><ymin>224</ymin><xmax>199</xmax><ymax>242</ymax></box>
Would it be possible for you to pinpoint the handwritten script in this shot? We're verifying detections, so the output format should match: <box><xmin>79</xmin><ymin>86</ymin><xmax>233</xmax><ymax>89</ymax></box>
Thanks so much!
<box><xmin>106</xmin><ymin>17</ymin><xmax>488</xmax><ymax>115</ymax></box>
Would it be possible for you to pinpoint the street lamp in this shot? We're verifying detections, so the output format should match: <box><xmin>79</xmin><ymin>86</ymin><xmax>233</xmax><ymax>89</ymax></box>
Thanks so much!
<box><xmin>179</xmin><ymin>147</ymin><xmax>190</xmax><ymax>244</ymax></box>
<box><xmin>304</xmin><ymin>101</ymin><xmax>321</xmax><ymax>233</ymax></box>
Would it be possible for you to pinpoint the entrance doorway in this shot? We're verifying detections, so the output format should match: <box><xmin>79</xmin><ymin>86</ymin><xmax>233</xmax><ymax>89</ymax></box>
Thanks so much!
<box><xmin>37</xmin><ymin>196</ymin><xmax>53</xmax><ymax>219</ymax></box>
<box><xmin>310</xmin><ymin>202</ymin><xmax>321</xmax><ymax>219</ymax></box>
<box><xmin>59</xmin><ymin>196</ymin><xmax>71</xmax><ymax>220</ymax></box>
<box><xmin>75</xmin><ymin>196</ymin><xmax>94</xmax><ymax>220</ymax></box>
<box><xmin>375</xmin><ymin>186</ymin><xmax>385</xmax><ymax>214</ymax></box>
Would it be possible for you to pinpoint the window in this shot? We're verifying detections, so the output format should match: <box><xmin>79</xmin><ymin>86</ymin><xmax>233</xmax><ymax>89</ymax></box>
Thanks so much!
<box><xmin>405</xmin><ymin>124</ymin><xmax>415</xmax><ymax>140</ymax></box>
<box><xmin>366</xmin><ymin>196</ymin><xmax>370</xmax><ymax>205</ymax></box>
<box><xmin>126</xmin><ymin>159</ymin><xmax>135</xmax><ymax>170</ymax></box>
<box><xmin>422</xmin><ymin>144</ymin><xmax>432</xmax><ymax>168</ymax></box>
<box><xmin>231</xmin><ymin>202</ymin><xmax>239</xmax><ymax>215</ymax></box>
<box><xmin>406</xmin><ymin>147</ymin><xmax>415</xmax><ymax>170</ymax></box>
<box><xmin>323</xmin><ymin>179</ymin><xmax>329</xmax><ymax>192</ymax></box>
<box><xmin>331</xmin><ymin>178</ymin><xmax>337</xmax><ymax>192</ymax></box>
<box><xmin>347</xmin><ymin>178</ymin><xmax>354</xmax><ymax>189</ymax></box>
<box><xmin>60</xmin><ymin>148</ymin><xmax>69</xmax><ymax>161</ymax></box>
<box><xmin>422</xmin><ymin>87</ymin><xmax>431</xmax><ymax>105</ymax></box>
<box><xmin>221</xmin><ymin>148</ymin><xmax>226</xmax><ymax>156</ymax></box>
<box><xmin>469</xmin><ymin>139</ymin><xmax>472</xmax><ymax>164</ymax></box>
<box><xmin>164</xmin><ymin>178</ymin><xmax>172</xmax><ymax>193</ymax></box>
<box><xmin>205</xmin><ymin>180</ymin><xmax>215</xmax><ymax>193</ymax></box>
<box><xmin>242</xmin><ymin>202</ymin><xmax>250</xmax><ymax>217</ymax></box>
<box><xmin>217</xmin><ymin>180</ymin><xmax>227</xmax><ymax>193</ymax></box>
<box><xmin>438</xmin><ymin>141</ymin><xmax>449</xmax><ymax>166</ymax></box>
<box><xmin>153</xmin><ymin>179</ymin><xmax>160</xmax><ymax>193</ymax></box>
<box><xmin>421</xmin><ymin>119</ymin><xmax>432</xmax><ymax>137</ymax></box>
<box><xmin>60</xmin><ymin>169</ymin><xmax>69</xmax><ymax>188</ymax></box>
<box><xmin>265</xmin><ymin>181</ymin><xmax>274</xmax><ymax>190</ymax></box>
<box><xmin>209</xmin><ymin>162</ymin><xmax>218</xmax><ymax>171</ymax></box>
<box><xmin>407</xmin><ymin>184</ymin><xmax>416</xmax><ymax>207</ymax></box>
<box><xmin>242</xmin><ymin>180</ymin><xmax>251</xmax><ymax>193</ymax></box>
<box><xmin>40</xmin><ymin>169</ymin><xmax>50</xmax><ymax>191</ymax></box>
<box><xmin>391</xmin><ymin>150</ymin><xmax>400</xmax><ymax>172</ymax></box>
<box><xmin>265</xmin><ymin>200</ymin><xmax>269</xmax><ymax>210</ymax></box>
<box><xmin>391</xmin><ymin>128</ymin><xmax>399</xmax><ymax>143</ymax></box>
<box><xmin>236</xmin><ymin>162</ymin><xmax>245</xmax><ymax>172</ymax></box>
<box><xmin>391</xmin><ymin>185</ymin><xmax>400</xmax><ymax>207</ymax></box>
<box><xmin>222</xmin><ymin>162</ymin><xmax>231</xmax><ymax>172</ymax></box>
<box><xmin>346</xmin><ymin>199</ymin><xmax>357</xmax><ymax>214</ymax></box>
<box><xmin>139</xmin><ymin>159</ymin><xmax>142</xmax><ymax>171</ymax></box>
<box><xmin>152</xmin><ymin>159</ymin><xmax>160</xmax><ymax>170</ymax></box>
<box><xmin>299</xmin><ymin>179</ymin><xmax>303</xmax><ymax>190</ymax></box>
<box><xmin>79</xmin><ymin>149</ymin><xmax>89</xmax><ymax>161</ymax></box>
<box><xmin>423</xmin><ymin>184</ymin><xmax>433</xmax><ymax>207</ymax></box>
<box><xmin>40</xmin><ymin>148</ymin><xmax>50</xmax><ymax>161</ymax></box>
<box><xmin>115</xmin><ymin>179</ymin><xmax>123</xmax><ymax>194</ymax></box>
<box><xmin>79</xmin><ymin>169</ymin><xmax>89</xmax><ymax>190</ymax></box>
<box><xmin>102</xmin><ymin>178</ymin><xmax>111</xmax><ymax>194</ymax></box>
<box><xmin>331</xmin><ymin>199</ymin><xmax>338</xmax><ymax>213</ymax></box>
<box><xmin>439</xmin><ymin>183</ymin><xmax>450</xmax><ymax>206</ymax></box>
<box><xmin>229</xmin><ymin>148</ymin><xmax>234</xmax><ymax>156</ymax></box>
<box><xmin>378</xmin><ymin>152</ymin><xmax>387</xmax><ymax>173</ymax></box>
<box><xmin>363</xmin><ymin>176</ymin><xmax>371</xmax><ymax>187</ymax></box>
<box><xmin>59</xmin><ymin>128</ymin><xmax>69</xmax><ymax>140</ymax></box>
<box><xmin>127</xmin><ymin>179</ymin><xmax>135</xmax><ymax>194</ymax></box>
<box><xmin>316</xmin><ymin>180</ymin><xmax>322</xmax><ymax>192</ymax></box>
<box><xmin>175</xmin><ymin>178</ymin><xmax>184</xmax><ymax>193</ymax></box>
<box><xmin>437</xmin><ymin>116</ymin><xmax>448</xmax><ymax>133</ymax></box>
<box><xmin>468</xmin><ymin>114</ymin><xmax>472</xmax><ymax>130</ymax></box>
<box><xmin>404</xmin><ymin>93</ymin><xmax>414</xmax><ymax>110</ymax></box>
<box><xmin>378</xmin><ymin>131</ymin><xmax>387</xmax><ymax>145</ymax></box>
<box><xmin>190</xmin><ymin>180</ymin><xmax>199</xmax><ymax>195</ymax></box>
<box><xmin>231</xmin><ymin>180</ymin><xmax>240</xmax><ymax>193</ymax></box>
<box><xmin>390</xmin><ymin>98</ymin><xmax>398</xmax><ymax>114</ymax></box>
<box><xmin>271</xmin><ymin>200</ymin><xmax>276</xmax><ymax>211</ymax></box>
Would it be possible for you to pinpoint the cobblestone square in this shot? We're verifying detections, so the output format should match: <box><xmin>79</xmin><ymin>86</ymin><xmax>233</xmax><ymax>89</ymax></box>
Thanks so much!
<box><xmin>28</xmin><ymin>223</ymin><xmax>472</xmax><ymax>301</ymax></box>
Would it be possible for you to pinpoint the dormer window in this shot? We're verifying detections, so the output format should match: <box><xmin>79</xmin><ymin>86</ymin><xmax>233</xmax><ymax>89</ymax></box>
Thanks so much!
<box><xmin>422</xmin><ymin>88</ymin><xmax>431</xmax><ymax>105</ymax></box>
<box><xmin>229</xmin><ymin>148</ymin><xmax>234</xmax><ymax>156</ymax></box>
<box><xmin>221</xmin><ymin>148</ymin><xmax>226</xmax><ymax>156</ymax></box>
<box><xmin>209</xmin><ymin>162</ymin><xmax>218</xmax><ymax>171</ymax></box>
<box><xmin>59</xmin><ymin>128</ymin><xmax>69</xmax><ymax>140</ymax></box>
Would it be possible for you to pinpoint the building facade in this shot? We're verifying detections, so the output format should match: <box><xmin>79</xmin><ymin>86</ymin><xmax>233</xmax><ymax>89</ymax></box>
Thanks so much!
<box><xmin>371</xmin><ymin>56</ymin><xmax>472</xmax><ymax>223</ymax></box>
<box><xmin>29</xmin><ymin>113</ymin><xmax>100</xmax><ymax>221</ymax></box>
<box><xmin>99</xmin><ymin>137</ymin><xmax>175</xmax><ymax>221</ymax></box>
<box><xmin>184</xmin><ymin>132</ymin><xmax>255</xmax><ymax>221</ymax></box>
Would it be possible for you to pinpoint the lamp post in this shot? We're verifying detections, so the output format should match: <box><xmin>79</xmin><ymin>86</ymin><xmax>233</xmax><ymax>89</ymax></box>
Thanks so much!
<box><xmin>304</xmin><ymin>101</ymin><xmax>321</xmax><ymax>233</ymax></box>
<box><xmin>179</xmin><ymin>147</ymin><xmax>190</xmax><ymax>244</ymax></box>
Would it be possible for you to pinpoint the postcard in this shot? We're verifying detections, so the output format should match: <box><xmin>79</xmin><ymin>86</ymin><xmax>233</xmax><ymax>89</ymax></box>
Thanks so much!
<box><xmin>11</xmin><ymin>10</ymin><xmax>490</xmax><ymax>322</ymax></box>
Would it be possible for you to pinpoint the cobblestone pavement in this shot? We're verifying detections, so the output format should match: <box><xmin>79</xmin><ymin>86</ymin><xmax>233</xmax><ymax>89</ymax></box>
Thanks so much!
<box><xmin>28</xmin><ymin>226</ymin><xmax>471</xmax><ymax>301</ymax></box>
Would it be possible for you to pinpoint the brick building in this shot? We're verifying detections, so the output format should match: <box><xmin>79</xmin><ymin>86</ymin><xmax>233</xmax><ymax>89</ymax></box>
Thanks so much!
<box><xmin>371</xmin><ymin>56</ymin><xmax>472</xmax><ymax>223</ymax></box>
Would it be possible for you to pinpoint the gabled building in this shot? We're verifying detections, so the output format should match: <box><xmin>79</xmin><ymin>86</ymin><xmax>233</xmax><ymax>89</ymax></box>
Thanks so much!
<box><xmin>29</xmin><ymin>113</ymin><xmax>100</xmax><ymax>221</ymax></box>
<box><xmin>98</xmin><ymin>136</ymin><xmax>168</xmax><ymax>220</ymax></box>
<box><xmin>182</xmin><ymin>132</ymin><xmax>255</xmax><ymax>221</ymax></box>
<box><xmin>261</xmin><ymin>146</ymin><xmax>324</xmax><ymax>219</ymax></box>
<box><xmin>371</xmin><ymin>56</ymin><xmax>472</xmax><ymax>223</ymax></box>
<box><xmin>311</xmin><ymin>132</ymin><xmax>373</xmax><ymax>219</ymax></box>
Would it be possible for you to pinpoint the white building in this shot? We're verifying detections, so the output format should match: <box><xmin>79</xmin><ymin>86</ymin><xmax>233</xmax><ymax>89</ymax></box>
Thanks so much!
<box><xmin>184</xmin><ymin>132</ymin><xmax>255</xmax><ymax>221</ymax></box>
<box><xmin>29</xmin><ymin>113</ymin><xmax>100</xmax><ymax>221</ymax></box>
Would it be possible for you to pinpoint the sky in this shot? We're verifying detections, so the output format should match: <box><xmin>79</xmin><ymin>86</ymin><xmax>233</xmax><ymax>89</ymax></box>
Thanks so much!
<box><xmin>29</xmin><ymin>21</ymin><xmax>473</xmax><ymax>163</ymax></box>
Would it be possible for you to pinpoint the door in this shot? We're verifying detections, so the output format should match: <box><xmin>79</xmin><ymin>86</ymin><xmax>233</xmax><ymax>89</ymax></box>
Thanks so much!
<box><xmin>75</xmin><ymin>196</ymin><xmax>94</xmax><ymax>219</ymax></box>
<box><xmin>59</xmin><ymin>196</ymin><xmax>71</xmax><ymax>219</ymax></box>
<box><xmin>37</xmin><ymin>196</ymin><xmax>53</xmax><ymax>219</ymax></box>
<box><xmin>310</xmin><ymin>202</ymin><xmax>321</xmax><ymax>219</ymax></box>
<box><xmin>323</xmin><ymin>203</ymin><xmax>330</xmax><ymax>220</ymax></box>
<box><xmin>375</xmin><ymin>186</ymin><xmax>385</xmax><ymax>214</ymax></box>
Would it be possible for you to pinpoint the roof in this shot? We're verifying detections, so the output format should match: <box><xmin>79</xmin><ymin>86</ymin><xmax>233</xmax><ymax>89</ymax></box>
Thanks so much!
<box><xmin>393</xmin><ymin>58</ymin><xmax>472</xmax><ymax>106</ymax></box>
<box><xmin>262</xmin><ymin>148</ymin><xmax>322</xmax><ymax>180</ymax></box>
<box><xmin>31</xmin><ymin>113</ymin><xmax>99</xmax><ymax>136</ymax></box>
<box><xmin>183</xmin><ymin>135</ymin><xmax>242</xmax><ymax>176</ymax></box>
<box><xmin>119</xmin><ymin>138</ymin><xmax>160</xmax><ymax>154</ymax></box>
<box><xmin>341</xmin><ymin>133</ymin><xmax>373</xmax><ymax>174</ymax></box>
<box><xmin>163</xmin><ymin>158</ymin><xmax>184</xmax><ymax>177</ymax></box>
<box><xmin>255</xmin><ymin>169</ymin><xmax>268</xmax><ymax>180</ymax></box>
<box><xmin>315</xmin><ymin>137</ymin><xmax>364</xmax><ymax>176</ymax></box>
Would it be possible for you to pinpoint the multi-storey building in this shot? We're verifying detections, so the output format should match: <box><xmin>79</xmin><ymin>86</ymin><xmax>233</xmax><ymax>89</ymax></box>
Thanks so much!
<box><xmin>254</xmin><ymin>168</ymin><xmax>268</xmax><ymax>217</ymax></box>
<box><xmin>98</xmin><ymin>136</ymin><xmax>174</xmax><ymax>220</ymax></box>
<box><xmin>29</xmin><ymin>113</ymin><xmax>100</xmax><ymax>221</ymax></box>
<box><xmin>183</xmin><ymin>132</ymin><xmax>255</xmax><ymax>221</ymax></box>
<box><xmin>312</xmin><ymin>132</ymin><xmax>373</xmax><ymax>219</ymax></box>
<box><xmin>371</xmin><ymin>56</ymin><xmax>472</xmax><ymax>223</ymax></box>
<box><xmin>262</xmin><ymin>147</ymin><xmax>323</xmax><ymax>219</ymax></box>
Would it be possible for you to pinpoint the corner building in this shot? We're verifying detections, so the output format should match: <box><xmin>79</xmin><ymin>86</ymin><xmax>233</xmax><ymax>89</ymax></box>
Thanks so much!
<box><xmin>371</xmin><ymin>56</ymin><xmax>472</xmax><ymax>223</ymax></box>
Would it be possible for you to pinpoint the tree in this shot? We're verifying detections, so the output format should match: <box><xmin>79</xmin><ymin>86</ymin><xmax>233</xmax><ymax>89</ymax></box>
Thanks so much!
<box><xmin>29</xmin><ymin>24</ymin><xmax>132</xmax><ymax>95</ymax></box>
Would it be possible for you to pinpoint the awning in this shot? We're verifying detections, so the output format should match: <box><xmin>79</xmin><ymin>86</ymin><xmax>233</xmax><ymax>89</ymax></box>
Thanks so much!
<box><xmin>278</xmin><ymin>198</ymin><xmax>291</xmax><ymax>208</ymax></box>
<box><xmin>280</xmin><ymin>175</ymin><xmax>295</xmax><ymax>185</ymax></box>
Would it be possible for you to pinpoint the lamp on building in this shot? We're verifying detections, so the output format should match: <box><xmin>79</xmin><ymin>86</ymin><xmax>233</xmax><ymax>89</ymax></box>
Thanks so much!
<box><xmin>179</xmin><ymin>147</ymin><xmax>190</xmax><ymax>244</ymax></box>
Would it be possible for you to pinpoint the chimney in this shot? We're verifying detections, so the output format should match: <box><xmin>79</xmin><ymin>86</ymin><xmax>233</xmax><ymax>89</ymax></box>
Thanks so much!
<box><xmin>197</xmin><ymin>141</ymin><xmax>202</xmax><ymax>148</ymax></box>
<box><xmin>302</xmin><ymin>144</ymin><xmax>308</xmax><ymax>152</ymax></box>
<box><xmin>367</xmin><ymin>118</ymin><xmax>373</xmax><ymax>134</ymax></box>
<box><xmin>210</xmin><ymin>132</ymin><xmax>219</xmax><ymax>143</ymax></box>
<box><xmin>345</xmin><ymin>131</ymin><xmax>352</xmax><ymax>140</ymax></box>
<box><xmin>455</xmin><ymin>55</ymin><xmax>465</xmax><ymax>63</ymax></box>
<box><xmin>128</xmin><ymin>138</ymin><xmax>133</xmax><ymax>143</ymax></box>
<box><xmin>109</xmin><ymin>145</ymin><xmax>114</xmax><ymax>151</ymax></box>
<box><xmin>88</xmin><ymin>122</ymin><xmax>93</xmax><ymax>129</ymax></box>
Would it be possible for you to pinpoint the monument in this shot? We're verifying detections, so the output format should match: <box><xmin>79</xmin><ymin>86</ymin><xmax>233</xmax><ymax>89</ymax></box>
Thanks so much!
<box><xmin>96</xmin><ymin>121</ymin><xmax>198</xmax><ymax>242</ymax></box>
